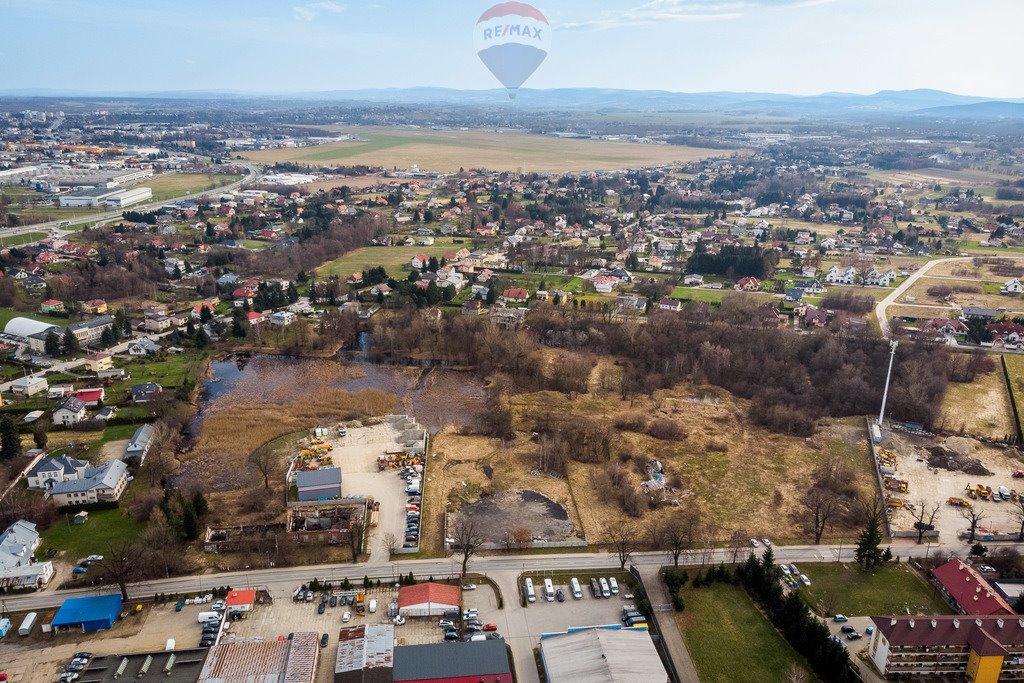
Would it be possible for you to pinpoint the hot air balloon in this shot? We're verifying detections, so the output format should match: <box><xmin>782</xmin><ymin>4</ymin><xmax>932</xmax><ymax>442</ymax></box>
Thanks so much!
<box><xmin>474</xmin><ymin>2</ymin><xmax>550</xmax><ymax>99</ymax></box>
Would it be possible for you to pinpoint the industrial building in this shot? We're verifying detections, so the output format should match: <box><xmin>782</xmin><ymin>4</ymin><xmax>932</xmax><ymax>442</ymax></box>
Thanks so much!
<box><xmin>295</xmin><ymin>467</ymin><xmax>343</xmax><ymax>502</ymax></box>
<box><xmin>392</xmin><ymin>641</ymin><xmax>512</xmax><ymax>683</ymax></box>
<box><xmin>51</xmin><ymin>594</ymin><xmax>122</xmax><ymax>633</ymax></box>
<box><xmin>198</xmin><ymin>631</ymin><xmax>319</xmax><ymax>683</ymax></box>
<box><xmin>869</xmin><ymin>614</ymin><xmax>1024</xmax><ymax>682</ymax></box>
<box><xmin>334</xmin><ymin>624</ymin><xmax>394</xmax><ymax>683</ymax></box>
<box><xmin>396</xmin><ymin>583</ymin><xmax>460</xmax><ymax>617</ymax></box>
<box><xmin>58</xmin><ymin>186</ymin><xmax>152</xmax><ymax>208</ymax></box>
<box><xmin>539</xmin><ymin>627</ymin><xmax>670</xmax><ymax>683</ymax></box>
<box><xmin>26</xmin><ymin>315</ymin><xmax>115</xmax><ymax>353</ymax></box>
<box><xmin>80</xmin><ymin>649</ymin><xmax>208</xmax><ymax>682</ymax></box>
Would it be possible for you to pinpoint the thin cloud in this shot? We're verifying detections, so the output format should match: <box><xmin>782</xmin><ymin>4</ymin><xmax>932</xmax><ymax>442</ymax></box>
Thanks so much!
<box><xmin>563</xmin><ymin>0</ymin><xmax>840</xmax><ymax>31</ymax></box>
<box><xmin>293</xmin><ymin>1</ymin><xmax>345</xmax><ymax>22</ymax></box>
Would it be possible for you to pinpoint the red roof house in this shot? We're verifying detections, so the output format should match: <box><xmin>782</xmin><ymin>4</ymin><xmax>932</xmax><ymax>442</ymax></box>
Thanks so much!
<box><xmin>932</xmin><ymin>558</ymin><xmax>1014</xmax><ymax>616</ymax></box>
<box><xmin>397</xmin><ymin>582</ymin><xmax>460</xmax><ymax>617</ymax></box>
<box><xmin>72</xmin><ymin>388</ymin><xmax>105</xmax><ymax>406</ymax></box>
<box><xmin>225</xmin><ymin>589</ymin><xmax>257</xmax><ymax>612</ymax></box>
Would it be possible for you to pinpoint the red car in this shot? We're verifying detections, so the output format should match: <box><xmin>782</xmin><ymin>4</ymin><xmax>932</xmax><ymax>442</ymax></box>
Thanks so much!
<box><xmin>482</xmin><ymin>623</ymin><xmax>498</xmax><ymax>632</ymax></box>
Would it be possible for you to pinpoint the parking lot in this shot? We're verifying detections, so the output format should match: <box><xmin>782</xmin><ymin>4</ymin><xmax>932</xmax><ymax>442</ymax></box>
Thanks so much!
<box><xmin>324</xmin><ymin>422</ymin><xmax>419</xmax><ymax>561</ymax></box>
<box><xmin>0</xmin><ymin>601</ymin><xmax>211</xmax><ymax>683</ymax></box>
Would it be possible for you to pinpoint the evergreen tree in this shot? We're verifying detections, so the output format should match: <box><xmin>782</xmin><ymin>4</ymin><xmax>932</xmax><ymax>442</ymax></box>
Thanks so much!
<box><xmin>100</xmin><ymin>326</ymin><xmax>114</xmax><ymax>347</ymax></box>
<box><xmin>855</xmin><ymin>498</ymin><xmax>886</xmax><ymax>571</ymax></box>
<box><xmin>62</xmin><ymin>327</ymin><xmax>79</xmax><ymax>355</ymax></box>
<box><xmin>287</xmin><ymin>282</ymin><xmax>298</xmax><ymax>303</ymax></box>
<box><xmin>192</xmin><ymin>491</ymin><xmax>209</xmax><ymax>517</ymax></box>
<box><xmin>0</xmin><ymin>415</ymin><xmax>21</xmax><ymax>459</ymax></box>
<box><xmin>44</xmin><ymin>330</ymin><xmax>61</xmax><ymax>356</ymax></box>
<box><xmin>195</xmin><ymin>326</ymin><xmax>210</xmax><ymax>349</ymax></box>
<box><xmin>186</xmin><ymin>318</ymin><xmax>196</xmax><ymax>337</ymax></box>
<box><xmin>200</xmin><ymin>306</ymin><xmax>213</xmax><ymax>323</ymax></box>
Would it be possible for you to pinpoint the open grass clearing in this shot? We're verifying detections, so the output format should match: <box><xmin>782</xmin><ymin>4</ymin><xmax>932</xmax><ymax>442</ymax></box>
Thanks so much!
<box><xmin>316</xmin><ymin>238</ymin><xmax>463</xmax><ymax>279</ymax></box>
<box><xmin>0</xmin><ymin>231</ymin><xmax>47</xmax><ymax>247</ymax></box>
<box><xmin>242</xmin><ymin>125</ymin><xmax>724</xmax><ymax>173</ymax></box>
<box><xmin>669</xmin><ymin>287</ymin><xmax>775</xmax><ymax>305</ymax></box>
<box><xmin>938</xmin><ymin>365</ymin><xmax>1016</xmax><ymax>439</ymax></box>
<box><xmin>125</xmin><ymin>172</ymin><xmax>242</xmax><ymax>202</ymax></box>
<box><xmin>677</xmin><ymin>582</ymin><xmax>816</xmax><ymax>683</ymax></box>
<box><xmin>42</xmin><ymin>506</ymin><xmax>145</xmax><ymax>560</ymax></box>
<box><xmin>0</xmin><ymin>308</ymin><xmax>67</xmax><ymax>329</ymax></box>
<box><xmin>800</xmin><ymin>563</ymin><xmax>952</xmax><ymax>617</ymax></box>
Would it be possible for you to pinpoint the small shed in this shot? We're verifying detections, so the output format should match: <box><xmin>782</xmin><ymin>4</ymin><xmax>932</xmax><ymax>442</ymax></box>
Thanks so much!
<box><xmin>295</xmin><ymin>467</ymin><xmax>343</xmax><ymax>502</ymax></box>
<box><xmin>51</xmin><ymin>594</ymin><xmax>122</xmax><ymax>632</ymax></box>
<box><xmin>72</xmin><ymin>511</ymin><xmax>89</xmax><ymax>525</ymax></box>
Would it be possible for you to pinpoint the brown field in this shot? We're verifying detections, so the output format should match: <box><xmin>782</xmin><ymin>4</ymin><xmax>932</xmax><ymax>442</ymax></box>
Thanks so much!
<box><xmin>256</xmin><ymin>175</ymin><xmax>388</xmax><ymax>193</ymax></box>
<box><xmin>242</xmin><ymin>125</ymin><xmax>727</xmax><ymax>173</ymax></box>
<box><xmin>887</xmin><ymin>304</ymin><xmax>959</xmax><ymax>320</ymax></box>
<box><xmin>904</xmin><ymin>276</ymin><xmax>1024</xmax><ymax>314</ymax></box>
<box><xmin>868</xmin><ymin>167</ymin><xmax>1015</xmax><ymax>187</ymax></box>
<box><xmin>422</xmin><ymin>381</ymin><xmax>875</xmax><ymax>550</ymax></box>
<box><xmin>938</xmin><ymin>366</ymin><xmax>1016</xmax><ymax>439</ymax></box>
<box><xmin>929</xmin><ymin>257</ymin><xmax>1024</xmax><ymax>280</ymax></box>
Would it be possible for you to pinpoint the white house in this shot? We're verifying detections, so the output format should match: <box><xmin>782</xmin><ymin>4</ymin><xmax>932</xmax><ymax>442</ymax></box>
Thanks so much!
<box><xmin>270</xmin><ymin>311</ymin><xmax>296</xmax><ymax>327</ymax></box>
<box><xmin>46</xmin><ymin>460</ymin><xmax>129</xmax><ymax>506</ymax></box>
<box><xmin>52</xmin><ymin>396</ymin><xmax>87</xmax><ymax>426</ymax></box>
<box><xmin>27</xmin><ymin>455</ymin><xmax>89</xmax><ymax>490</ymax></box>
<box><xmin>863</xmin><ymin>268</ymin><xmax>897</xmax><ymax>287</ymax></box>
<box><xmin>825</xmin><ymin>266</ymin><xmax>856</xmax><ymax>285</ymax></box>
<box><xmin>127</xmin><ymin>338</ymin><xmax>162</xmax><ymax>356</ymax></box>
<box><xmin>0</xmin><ymin>520</ymin><xmax>54</xmax><ymax>589</ymax></box>
<box><xmin>10</xmin><ymin>376</ymin><xmax>48</xmax><ymax>398</ymax></box>
<box><xmin>1002</xmin><ymin>278</ymin><xmax>1024</xmax><ymax>295</ymax></box>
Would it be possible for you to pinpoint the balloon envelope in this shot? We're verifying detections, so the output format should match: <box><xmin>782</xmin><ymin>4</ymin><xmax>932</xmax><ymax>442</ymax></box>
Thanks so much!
<box><xmin>474</xmin><ymin>2</ymin><xmax>550</xmax><ymax>97</ymax></box>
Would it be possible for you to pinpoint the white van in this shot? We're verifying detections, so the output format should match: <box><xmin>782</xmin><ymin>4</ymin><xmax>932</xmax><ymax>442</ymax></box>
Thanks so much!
<box><xmin>524</xmin><ymin>577</ymin><xmax>536</xmax><ymax>603</ymax></box>
<box><xmin>369</xmin><ymin>599</ymin><xmax>377</xmax><ymax>614</ymax></box>
<box><xmin>570</xmin><ymin>577</ymin><xmax>582</xmax><ymax>600</ymax></box>
<box><xmin>197</xmin><ymin>612</ymin><xmax>221</xmax><ymax>624</ymax></box>
<box><xmin>599</xmin><ymin>578</ymin><xmax>611</xmax><ymax>599</ymax></box>
<box><xmin>609</xmin><ymin>577</ymin><xmax>619</xmax><ymax>595</ymax></box>
<box><xmin>543</xmin><ymin>578</ymin><xmax>555</xmax><ymax>602</ymax></box>
<box><xmin>469</xmin><ymin>633</ymin><xmax>487</xmax><ymax>642</ymax></box>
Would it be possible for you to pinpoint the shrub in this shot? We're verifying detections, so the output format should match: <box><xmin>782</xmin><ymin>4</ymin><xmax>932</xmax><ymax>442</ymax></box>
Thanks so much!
<box><xmin>646</xmin><ymin>419</ymin><xmax>686</xmax><ymax>441</ymax></box>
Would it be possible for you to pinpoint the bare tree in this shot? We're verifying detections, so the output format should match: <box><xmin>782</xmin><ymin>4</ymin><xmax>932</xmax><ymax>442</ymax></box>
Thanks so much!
<box><xmin>1012</xmin><ymin>497</ymin><xmax>1024</xmax><ymax>542</ymax></box>
<box><xmin>912</xmin><ymin>500</ymin><xmax>940</xmax><ymax>544</ymax></box>
<box><xmin>608</xmin><ymin>524</ymin><xmax>637</xmax><ymax>569</ymax></box>
<box><xmin>657</xmin><ymin>507</ymin><xmax>701</xmax><ymax>567</ymax></box>
<box><xmin>452</xmin><ymin>517</ymin><xmax>484</xmax><ymax>577</ymax></box>
<box><xmin>783</xmin><ymin>663</ymin><xmax>810</xmax><ymax>683</ymax></box>
<box><xmin>729</xmin><ymin>528</ymin><xmax>750</xmax><ymax>564</ymax></box>
<box><xmin>800</xmin><ymin>488</ymin><xmax>841</xmax><ymax>544</ymax></box>
<box><xmin>958</xmin><ymin>506</ymin><xmax>987</xmax><ymax>543</ymax></box>
<box><xmin>348</xmin><ymin>516</ymin><xmax>366</xmax><ymax>561</ymax></box>
<box><xmin>95</xmin><ymin>540</ymin><xmax>145</xmax><ymax>601</ymax></box>
<box><xmin>382</xmin><ymin>531</ymin><xmax>398</xmax><ymax>557</ymax></box>
<box><xmin>250</xmin><ymin>445</ymin><xmax>276</xmax><ymax>490</ymax></box>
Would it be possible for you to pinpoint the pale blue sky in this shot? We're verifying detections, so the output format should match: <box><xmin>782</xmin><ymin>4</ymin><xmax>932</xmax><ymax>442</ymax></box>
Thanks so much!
<box><xmin>1</xmin><ymin>0</ymin><xmax>1022</xmax><ymax>97</ymax></box>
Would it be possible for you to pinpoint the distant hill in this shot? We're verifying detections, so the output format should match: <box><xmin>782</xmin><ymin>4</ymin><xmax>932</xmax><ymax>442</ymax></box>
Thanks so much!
<box><xmin>0</xmin><ymin>87</ymin><xmax>1021</xmax><ymax>119</ymax></box>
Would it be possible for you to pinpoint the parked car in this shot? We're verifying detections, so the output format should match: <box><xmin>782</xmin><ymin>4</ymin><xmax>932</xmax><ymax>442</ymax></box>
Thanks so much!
<box><xmin>762</xmin><ymin>538</ymin><xmax>771</xmax><ymax>547</ymax></box>
<box><xmin>65</xmin><ymin>663</ymin><xmax>85</xmax><ymax>673</ymax></box>
<box><xmin>846</xmin><ymin>632</ymin><xmax>862</xmax><ymax>641</ymax></box>
<box><xmin>305</xmin><ymin>591</ymin><xmax>314</xmax><ymax>602</ymax></box>
<box><xmin>438</xmin><ymin>619</ymin><xmax>455</xmax><ymax>629</ymax></box>
<box><xmin>444</xmin><ymin>630</ymin><xmax>459</xmax><ymax>641</ymax></box>
<box><xmin>789</xmin><ymin>564</ymin><xmax>799</xmax><ymax>576</ymax></box>
<box><xmin>212</xmin><ymin>600</ymin><xmax>226</xmax><ymax>612</ymax></box>
<box><xmin>464</xmin><ymin>608</ymin><xmax>479</xmax><ymax>619</ymax></box>
<box><xmin>865</xmin><ymin>626</ymin><xmax>875</xmax><ymax>635</ymax></box>
<box><xmin>483</xmin><ymin>623</ymin><xmax>498</xmax><ymax>631</ymax></box>
<box><xmin>840</xmin><ymin>625</ymin><xmax>856</xmax><ymax>634</ymax></box>
<box><xmin>462</xmin><ymin>584</ymin><xmax>477</xmax><ymax>591</ymax></box>
<box><xmin>329</xmin><ymin>595</ymin><xmax>337</xmax><ymax>607</ymax></box>
<box><xmin>402</xmin><ymin>542</ymin><xmax>417</xmax><ymax>548</ymax></box>
<box><xmin>72</xmin><ymin>653</ymin><xmax>93</xmax><ymax>661</ymax></box>
<box><xmin>799</xmin><ymin>574</ymin><xmax>811</xmax><ymax>587</ymax></box>
<box><xmin>833</xmin><ymin>614</ymin><xmax>848</xmax><ymax>623</ymax></box>
<box><xmin>320</xmin><ymin>633</ymin><xmax>329</xmax><ymax>648</ymax></box>
<box><xmin>200</xmin><ymin>637</ymin><xmax>215</xmax><ymax>647</ymax></box>
<box><xmin>465</xmin><ymin>625</ymin><xmax>482</xmax><ymax>633</ymax></box>
<box><xmin>317</xmin><ymin>603</ymin><xmax>326</xmax><ymax>615</ymax></box>
<box><xmin>85</xmin><ymin>555</ymin><xmax>103</xmax><ymax>562</ymax></box>
<box><xmin>72</xmin><ymin>566</ymin><xmax>87</xmax><ymax>575</ymax></box>
<box><xmin>555</xmin><ymin>589</ymin><xmax>565</xmax><ymax>602</ymax></box>
<box><xmin>749</xmin><ymin>538</ymin><xmax>759</xmax><ymax>547</ymax></box>
<box><xmin>342</xmin><ymin>611</ymin><xmax>351</xmax><ymax>623</ymax></box>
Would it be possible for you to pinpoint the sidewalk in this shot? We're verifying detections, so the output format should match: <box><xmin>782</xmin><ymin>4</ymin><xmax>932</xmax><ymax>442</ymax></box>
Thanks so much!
<box><xmin>638</xmin><ymin>565</ymin><xmax>700</xmax><ymax>682</ymax></box>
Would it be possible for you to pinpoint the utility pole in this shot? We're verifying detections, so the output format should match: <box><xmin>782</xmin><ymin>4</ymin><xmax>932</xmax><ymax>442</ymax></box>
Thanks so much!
<box><xmin>878</xmin><ymin>340</ymin><xmax>899</xmax><ymax>426</ymax></box>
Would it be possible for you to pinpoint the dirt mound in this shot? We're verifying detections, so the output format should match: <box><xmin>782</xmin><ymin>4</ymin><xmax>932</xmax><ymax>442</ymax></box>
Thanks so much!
<box><xmin>943</xmin><ymin>436</ymin><xmax>978</xmax><ymax>457</ymax></box>
<box><xmin>927</xmin><ymin>446</ymin><xmax>993</xmax><ymax>477</ymax></box>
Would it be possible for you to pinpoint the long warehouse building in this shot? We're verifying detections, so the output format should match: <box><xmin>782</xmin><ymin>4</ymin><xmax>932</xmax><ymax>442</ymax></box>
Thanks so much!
<box><xmin>59</xmin><ymin>186</ymin><xmax>152</xmax><ymax>208</ymax></box>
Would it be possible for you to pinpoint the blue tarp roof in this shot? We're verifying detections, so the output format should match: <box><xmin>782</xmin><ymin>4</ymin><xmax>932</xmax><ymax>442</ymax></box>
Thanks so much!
<box><xmin>52</xmin><ymin>594</ymin><xmax>122</xmax><ymax>629</ymax></box>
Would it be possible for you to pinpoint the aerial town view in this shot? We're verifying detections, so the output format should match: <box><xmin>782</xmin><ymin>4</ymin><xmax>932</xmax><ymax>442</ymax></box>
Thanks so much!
<box><xmin>1</xmin><ymin>1</ymin><xmax>1024</xmax><ymax>681</ymax></box>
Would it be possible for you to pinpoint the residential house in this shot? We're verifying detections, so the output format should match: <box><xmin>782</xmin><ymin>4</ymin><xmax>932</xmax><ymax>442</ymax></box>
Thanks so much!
<box><xmin>410</xmin><ymin>254</ymin><xmax>430</xmax><ymax>270</ymax></box>
<box><xmin>245</xmin><ymin>311</ymin><xmax>266</xmax><ymax>326</ymax></box>
<box><xmin>461</xmin><ymin>299</ymin><xmax>483</xmax><ymax>315</ymax></box>
<box><xmin>27</xmin><ymin>455</ymin><xmax>89</xmax><ymax>490</ymax></box>
<box><xmin>825</xmin><ymin>266</ymin><xmax>856</xmax><ymax>285</ymax></box>
<box><xmin>863</xmin><ymin>268</ymin><xmax>898</xmax><ymax>287</ymax></box>
<box><xmin>988</xmin><ymin>321</ymin><xmax>1024</xmax><ymax>348</ymax></box>
<box><xmin>927</xmin><ymin>319</ymin><xmax>969</xmax><ymax>337</ymax></box>
<box><xmin>40</xmin><ymin>299</ymin><xmax>64</xmax><ymax>314</ymax></box>
<box><xmin>593</xmin><ymin>276</ymin><xmax>618</xmax><ymax>293</ymax></box>
<box><xmin>85</xmin><ymin>352</ymin><xmax>112</xmax><ymax>373</ymax></box>
<box><xmin>131</xmin><ymin>382</ymin><xmax>163</xmax><ymax>404</ymax></box>
<box><xmin>963</xmin><ymin>306</ymin><xmax>998</xmax><ymax>321</ymax></box>
<box><xmin>683</xmin><ymin>274</ymin><xmax>704</xmax><ymax>286</ymax></box>
<box><xmin>46</xmin><ymin>460</ymin><xmax>130</xmax><ymax>506</ymax></box>
<box><xmin>127</xmin><ymin>338</ymin><xmax>162</xmax><ymax>356</ymax></box>
<box><xmin>72</xmin><ymin>388</ymin><xmax>104</xmax><ymax>406</ymax></box>
<box><xmin>490</xmin><ymin>307</ymin><xmax>528</xmax><ymax>329</ymax></box>
<box><xmin>143</xmin><ymin>314</ymin><xmax>173</xmax><ymax>333</ymax></box>
<box><xmin>53</xmin><ymin>396</ymin><xmax>87</xmax><ymax>426</ymax></box>
<box><xmin>0</xmin><ymin>520</ymin><xmax>54</xmax><ymax>589</ymax></box>
<box><xmin>10</xmin><ymin>376</ymin><xmax>47</xmax><ymax>397</ymax></box>
<box><xmin>124</xmin><ymin>423</ymin><xmax>155</xmax><ymax>464</ymax></box>
<box><xmin>80</xmin><ymin>299</ymin><xmax>108</xmax><ymax>314</ymax></box>
<box><xmin>735</xmin><ymin>277</ymin><xmax>761</xmax><ymax>291</ymax></box>
<box><xmin>1001</xmin><ymin>279</ymin><xmax>1024</xmax><ymax>295</ymax></box>
<box><xmin>801</xmin><ymin>280</ymin><xmax>826</xmax><ymax>295</ymax></box>
<box><xmin>932</xmin><ymin>558</ymin><xmax>1015</xmax><ymax>616</ymax></box>
<box><xmin>499</xmin><ymin>288</ymin><xmax>529</xmax><ymax>304</ymax></box>
<box><xmin>270</xmin><ymin>311</ymin><xmax>296</xmax><ymax>327</ymax></box>
<box><xmin>658</xmin><ymin>298</ymin><xmax>682</xmax><ymax>312</ymax></box>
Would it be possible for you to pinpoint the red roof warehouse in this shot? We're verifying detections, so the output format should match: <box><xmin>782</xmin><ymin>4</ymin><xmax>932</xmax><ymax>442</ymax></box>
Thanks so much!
<box><xmin>397</xmin><ymin>582</ymin><xmax>460</xmax><ymax>617</ymax></box>
<box><xmin>932</xmin><ymin>558</ymin><xmax>1015</xmax><ymax>616</ymax></box>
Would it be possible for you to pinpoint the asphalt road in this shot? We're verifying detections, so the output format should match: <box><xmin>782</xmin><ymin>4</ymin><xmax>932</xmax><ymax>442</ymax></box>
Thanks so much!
<box><xmin>0</xmin><ymin>162</ymin><xmax>261</xmax><ymax>242</ymax></box>
<box><xmin>874</xmin><ymin>256</ymin><xmax>971</xmax><ymax>337</ymax></box>
<box><xmin>4</xmin><ymin>538</ymin><xmax>989</xmax><ymax>613</ymax></box>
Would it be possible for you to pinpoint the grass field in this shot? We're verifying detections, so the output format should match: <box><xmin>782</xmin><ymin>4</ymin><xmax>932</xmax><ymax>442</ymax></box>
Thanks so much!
<box><xmin>127</xmin><ymin>172</ymin><xmax>242</xmax><ymax>202</ymax></box>
<box><xmin>677</xmin><ymin>583</ymin><xmax>815</xmax><ymax>683</ymax></box>
<box><xmin>938</xmin><ymin>365</ymin><xmax>1016</xmax><ymax>439</ymax></box>
<box><xmin>800</xmin><ymin>563</ymin><xmax>952</xmax><ymax>617</ymax></box>
<box><xmin>0</xmin><ymin>231</ymin><xmax>47</xmax><ymax>247</ymax></box>
<box><xmin>316</xmin><ymin>238</ymin><xmax>463</xmax><ymax>279</ymax></box>
<box><xmin>0</xmin><ymin>308</ymin><xmax>67</xmax><ymax>329</ymax></box>
<box><xmin>242</xmin><ymin>125</ymin><xmax>724</xmax><ymax>173</ymax></box>
<box><xmin>42</xmin><ymin>507</ymin><xmax>144</xmax><ymax>559</ymax></box>
<box><xmin>670</xmin><ymin>286</ymin><xmax>776</xmax><ymax>305</ymax></box>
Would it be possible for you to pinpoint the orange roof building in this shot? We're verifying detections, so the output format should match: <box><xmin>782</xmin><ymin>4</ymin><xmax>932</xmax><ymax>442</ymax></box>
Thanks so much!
<box><xmin>225</xmin><ymin>589</ymin><xmax>257</xmax><ymax>612</ymax></box>
<box><xmin>397</xmin><ymin>582</ymin><xmax>460</xmax><ymax>617</ymax></box>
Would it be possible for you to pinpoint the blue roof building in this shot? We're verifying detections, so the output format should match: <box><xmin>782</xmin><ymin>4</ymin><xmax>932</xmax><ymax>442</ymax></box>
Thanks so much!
<box><xmin>52</xmin><ymin>594</ymin><xmax>122</xmax><ymax>632</ymax></box>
